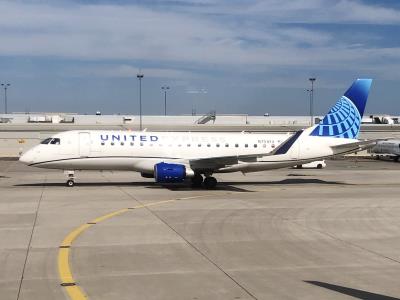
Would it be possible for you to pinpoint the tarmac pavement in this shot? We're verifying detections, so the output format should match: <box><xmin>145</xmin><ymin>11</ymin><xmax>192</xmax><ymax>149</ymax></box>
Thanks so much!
<box><xmin>1</xmin><ymin>159</ymin><xmax>400</xmax><ymax>300</ymax></box>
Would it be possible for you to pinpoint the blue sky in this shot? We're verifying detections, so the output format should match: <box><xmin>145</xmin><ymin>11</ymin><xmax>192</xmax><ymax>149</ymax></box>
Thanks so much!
<box><xmin>0</xmin><ymin>0</ymin><xmax>400</xmax><ymax>116</ymax></box>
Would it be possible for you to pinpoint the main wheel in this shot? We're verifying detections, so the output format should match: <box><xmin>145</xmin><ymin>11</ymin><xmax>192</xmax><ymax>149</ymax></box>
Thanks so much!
<box><xmin>66</xmin><ymin>179</ymin><xmax>75</xmax><ymax>187</ymax></box>
<box><xmin>204</xmin><ymin>176</ymin><xmax>217</xmax><ymax>189</ymax></box>
<box><xmin>317</xmin><ymin>164</ymin><xmax>322</xmax><ymax>169</ymax></box>
<box><xmin>191</xmin><ymin>174</ymin><xmax>203</xmax><ymax>188</ymax></box>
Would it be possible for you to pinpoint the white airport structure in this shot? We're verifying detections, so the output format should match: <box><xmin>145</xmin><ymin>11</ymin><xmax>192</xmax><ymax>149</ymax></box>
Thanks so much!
<box><xmin>1</xmin><ymin>112</ymin><xmax>399</xmax><ymax>127</ymax></box>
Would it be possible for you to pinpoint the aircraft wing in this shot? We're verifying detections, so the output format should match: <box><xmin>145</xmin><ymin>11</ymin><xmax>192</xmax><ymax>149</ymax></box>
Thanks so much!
<box><xmin>189</xmin><ymin>139</ymin><xmax>380</xmax><ymax>170</ymax></box>
<box><xmin>330</xmin><ymin>139</ymin><xmax>378</xmax><ymax>154</ymax></box>
<box><xmin>189</xmin><ymin>152</ymin><xmax>270</xmax><ymax>170</ymax></box>
<box><xmin>188</xmin><ymin>133</ymin><xmax>298</xmax><ymax>170</ymax></box>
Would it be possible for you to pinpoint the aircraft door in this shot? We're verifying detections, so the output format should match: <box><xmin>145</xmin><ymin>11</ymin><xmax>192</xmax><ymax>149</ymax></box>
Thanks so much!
<box><xmin>79</xmin><ymin>132</ymin><xmax>91</xmax><ymax>157</ymax></box>
<box><xmin>59</xmin><ymin>133</ymin><xmax>78</xmax><ymax>155</ymax></box>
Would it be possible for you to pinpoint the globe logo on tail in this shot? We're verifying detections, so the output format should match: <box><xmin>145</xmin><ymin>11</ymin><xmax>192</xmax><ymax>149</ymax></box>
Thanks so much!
<box><xmin>310</xmin><ymin>96</ymin><xmax>361</xmax><ymax>139</ymax></box>
<box><xmin>310</xmin><ymin>78</ymin><xmax>372</xmax><ymax>139</ymax></box>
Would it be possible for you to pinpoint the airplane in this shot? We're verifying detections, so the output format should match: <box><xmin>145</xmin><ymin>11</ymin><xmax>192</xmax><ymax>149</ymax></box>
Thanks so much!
<box><xmin>19</xmin><ymin>79</ymin><xmax>376</xmax><ymax>188</ymax></box>
<box><xmin>369</xmin><ymin>139</ymin><xmax>400</xmax><ymax>161</ymax></box>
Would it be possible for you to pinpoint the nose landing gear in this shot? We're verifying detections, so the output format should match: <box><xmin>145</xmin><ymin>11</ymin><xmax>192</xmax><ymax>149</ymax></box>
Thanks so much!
<box><xmin>64</xmin><ymin>171</ymin><xmax>75</xmax><ymax>187</ymax></box>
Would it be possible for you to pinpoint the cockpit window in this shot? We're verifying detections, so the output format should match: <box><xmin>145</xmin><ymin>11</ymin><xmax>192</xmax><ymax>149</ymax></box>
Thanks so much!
<box><xmin>40</xmin><ymin>138</ymin><xmax>52</xmax><ymax>144</ymax></box>
<box><xmin>50</xmin><ymin>138</ymin><xmax>61</xmax><ymax>145</ymax></box>
<box><xmin>40</xmin><ymin>138</ymin><xmax>60</xmax><ymax>145</ymax></box>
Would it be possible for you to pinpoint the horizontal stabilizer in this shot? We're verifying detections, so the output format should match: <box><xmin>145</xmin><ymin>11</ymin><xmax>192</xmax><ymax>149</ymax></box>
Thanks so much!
<box><xmin>330</xmin><ymin>140</ymin><xmax>378</xmax><ymax>154</ymax></box>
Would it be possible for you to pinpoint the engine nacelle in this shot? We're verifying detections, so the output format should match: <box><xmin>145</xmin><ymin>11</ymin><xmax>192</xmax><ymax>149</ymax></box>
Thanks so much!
<box><xmin>154</xmin><ymin>162</ymin><xmax>186</xmax><ymax>183</ymax></box>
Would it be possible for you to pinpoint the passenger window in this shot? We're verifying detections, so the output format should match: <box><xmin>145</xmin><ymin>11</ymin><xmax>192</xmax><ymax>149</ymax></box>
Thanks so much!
<box><xmin>207</xmin><ymin>144</ymin><xmax>211</xmax><ymax>147</ymax></box>
<box><xmin>130</xmin><ymin>142</ymin><xmax>134</xmax><ymax>146</ymax></box>
<box><xmin>101</xmin><ymin>142</ymin><xmax>105</xmax><ymax>146</ymax></box>
<box><xmin>111</xmin><ymin>142</ymin><xmax>115</xmax><ymax>146</ymax></box>
<box><xmin>235</xmin><ymin>144</ymin><xmax>239</xmax><ymax>148</ymax></box>
<box><xmin>198</xmin><ymin>144</ymin><xmax>202</xmax><ymax>147</ymax></box>
<box><xmin>50</xmin><ymin>138</ymin><xmax>60</xmax><ymax>145</ymax></box>
<box><xmin>245</xmin><ymin>144</ymin><xmax>248</xmax><ymax>148</ymax></box>
<box><xmin>254</xmin><ymin>144</ymin><xmax>257</xmax><ymax>148</ymax></box>
<box><xmin>225</xmin><ymin>143</ymin><xmax>229</xmax><ymax>147</ymax></box>
<box><xmin>216</xmin><ymin>143</ymin><xmax>220</xmax><ymax>147</ymax></box>
<box><xmin>187</xmin><ymin>144</ymin><xmax>191</xmax><ymax>147</ymax></box>
<box><xmin>120</xmin><ymin>142</ymin><xmax>124</xmax><ymax>146</ymax></box>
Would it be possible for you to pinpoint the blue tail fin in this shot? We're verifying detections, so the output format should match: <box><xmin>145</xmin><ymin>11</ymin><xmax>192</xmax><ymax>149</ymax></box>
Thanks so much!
<box><xmin>310</xmin><ymin>79</ymin><xmax>372</xmax><ymax>139</ymax></box>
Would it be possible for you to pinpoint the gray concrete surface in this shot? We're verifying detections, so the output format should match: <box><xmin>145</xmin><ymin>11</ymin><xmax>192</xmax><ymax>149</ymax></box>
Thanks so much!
<box><xmin>1</xmin><ymin>159</ymin><xmax>400</xmax><ymax>300</ymax></box>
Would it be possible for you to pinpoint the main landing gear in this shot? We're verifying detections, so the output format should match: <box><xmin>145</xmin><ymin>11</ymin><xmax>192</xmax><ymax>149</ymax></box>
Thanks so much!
<box><xmin>191</xmin><ymin>173</ymin><xmax>218</xmax><ymax>189</ymax></box>
<box><xmin>191</xmin><ymin>173</ymin><xmax>204</xmax><ymax>188</ymax></box>
<box><xmin>203</xmin><ymin>176</ymin><xmax>217</xmax><ymax>189</ymax></box>
<box><xmin>65</xmin><ymin>171</ymin><xmax>75</xmax><ymax>187</ymax></box>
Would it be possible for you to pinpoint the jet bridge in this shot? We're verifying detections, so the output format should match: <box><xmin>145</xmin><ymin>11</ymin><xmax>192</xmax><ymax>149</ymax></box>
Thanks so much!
<box><xmin>196</xmin><ymin>111</ymin><xmax>216</xmax><ymax>124</ymax></box>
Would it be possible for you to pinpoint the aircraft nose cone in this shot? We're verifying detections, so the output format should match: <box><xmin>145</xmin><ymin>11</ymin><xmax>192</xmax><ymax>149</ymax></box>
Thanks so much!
<box><xmin>19</xmin><ymin>150</ymin><xmax>33</xmax><ymax>165</ymax></box>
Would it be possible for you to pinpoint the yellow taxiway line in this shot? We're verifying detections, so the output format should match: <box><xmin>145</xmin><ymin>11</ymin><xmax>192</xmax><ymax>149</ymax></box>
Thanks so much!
<box><xmin>57</xmin><ymin>195</ymin><xmax>209</xmax><ymax>300</ymax></box>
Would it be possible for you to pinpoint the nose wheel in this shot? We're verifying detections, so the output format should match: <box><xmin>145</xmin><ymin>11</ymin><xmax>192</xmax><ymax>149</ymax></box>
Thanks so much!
<box><xmin>64</xmin><ymin>170</ymin><xmax>75</xmax><ymax>187</ymax></box>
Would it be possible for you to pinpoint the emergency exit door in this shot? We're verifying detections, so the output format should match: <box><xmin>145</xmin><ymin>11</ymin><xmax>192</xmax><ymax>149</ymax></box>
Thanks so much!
<box><xmin>79</xmin><ymin>132</ymin><xmax>91</xmax><ymax>157</ymax></box>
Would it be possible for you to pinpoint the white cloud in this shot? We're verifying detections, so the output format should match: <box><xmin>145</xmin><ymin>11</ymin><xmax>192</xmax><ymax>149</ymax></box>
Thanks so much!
<box><xmin>227</xmin><ymin>0</ymin><xmax>400</xmax><ymax>24</ymax></box>
<box><xmin>0</xmin><ymin>0</ymin><xmax>400</xmax><ymax>84</ymax></box>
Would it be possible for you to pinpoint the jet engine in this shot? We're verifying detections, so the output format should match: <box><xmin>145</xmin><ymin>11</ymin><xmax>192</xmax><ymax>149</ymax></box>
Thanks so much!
<box><xmin>154</xmin><ymin>162</ymin><xmax>187</xmax><ymax>183</ymax></box>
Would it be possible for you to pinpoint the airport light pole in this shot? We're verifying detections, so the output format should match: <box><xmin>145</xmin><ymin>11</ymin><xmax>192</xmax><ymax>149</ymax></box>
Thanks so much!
<box><xmin>309</xmin><ymin>78</ymin><xmax>316</xmax><ymax>125</ymax></box>
<box><xmin>306</xmin><ymin>89</ymin><xmax>312</xmax><ymax>125</ymax></box>
<box><xmin>1</xmin><ymin>83</ymin><xmax>10</xmax><ymax>114</ymax></box>
<box><xmin>161</xmin><ymin>86</ymin><xmax>170</xmax><ymax>116</ymax></box>
<box><xmin>137</xmin><ymin>72</ymin><xmax>144</xmax><ymax>131</ymax></box>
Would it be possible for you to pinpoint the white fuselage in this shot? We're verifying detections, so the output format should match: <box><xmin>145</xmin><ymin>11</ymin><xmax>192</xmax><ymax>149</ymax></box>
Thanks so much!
<box><xmin>19</xmin><ymin>127</ymin><xmax>359</xmax><ymax>175</ymax></box>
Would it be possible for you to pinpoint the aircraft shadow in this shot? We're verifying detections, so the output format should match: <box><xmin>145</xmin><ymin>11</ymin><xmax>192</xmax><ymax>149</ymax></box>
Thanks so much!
<box><xmin>304</xmin><ymin>281</ymin><xmax>400</xmax><ymax>300</ymax></box>
<box><xmin>149</xmin><ymin>184</ymin><xmax>252</xmax><ymax>192</ymax></box>
<box><xmin>13</xmin><ymin>178</ymin><xmax>346</xmax><ymax>187</ymax></box>
<box><xmin>14</xmin><ymin>178</ymin><xmax>349</xmax><ymax>192</ymax></box>
<box><xmin>13</xmin><ymin>181</ymin><xmax>252</xmax><ymax>192</ymax></box>
<box><xmin>220</xmin><ymin>178</ymin><xmax>351</xmax><ymax>186</ymax></box>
